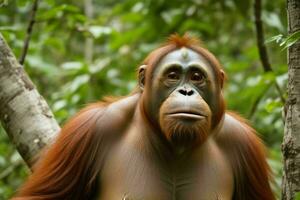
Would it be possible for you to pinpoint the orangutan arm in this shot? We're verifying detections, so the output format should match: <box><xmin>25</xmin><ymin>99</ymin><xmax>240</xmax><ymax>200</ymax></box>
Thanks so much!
<box><xmin>216</xmin><ymin>112</ymin><xmax>275</xmax><ymax>200</ymax></box>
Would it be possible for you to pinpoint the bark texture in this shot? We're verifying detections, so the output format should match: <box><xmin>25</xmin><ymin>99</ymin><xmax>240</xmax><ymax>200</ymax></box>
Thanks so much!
<box><xmin>282</xmin><ymin>0</ymin><xmax>300</xmax><ymax>199</ymax></box>
<box><xmin>0</xmin><ymin>33</ymin><xmax>60</xmax><ymax>167</ymax></box>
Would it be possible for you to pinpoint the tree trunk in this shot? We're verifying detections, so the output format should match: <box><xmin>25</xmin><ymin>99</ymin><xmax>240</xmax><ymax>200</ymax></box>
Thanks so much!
<box><xmin>282</xmin><ymin>0</ymin><xmax>300</xmax><ymax>199</ymax></box>
<box><xmin>0</xmin><ymin>33</ymin><xmax>60</xmax><ymax>167</ymax></box>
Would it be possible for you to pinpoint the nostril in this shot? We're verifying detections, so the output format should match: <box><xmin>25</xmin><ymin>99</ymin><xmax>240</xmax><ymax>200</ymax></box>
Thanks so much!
<box><xmin>178</xmin><ymin>88</ymin><xmax>194</xmax><ymax>96</ymax></box>
<box><xmin>187</xmin><ymin>90</ymin><xmax>194</xmax><ymax>96</ymax></box>
<box><xmin>178</xmin><ymin>89</ymin><xmax>187</xmax><ymax>96</ymax></box>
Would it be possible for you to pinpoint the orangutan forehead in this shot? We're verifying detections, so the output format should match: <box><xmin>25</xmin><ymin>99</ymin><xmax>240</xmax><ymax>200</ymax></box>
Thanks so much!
<box><xmin>157</xmin><ymin>48</ymin><xmax>212</xmax><ymax>69</ymax></box>
<box><xmin>151</xmin><ymin>47</ymin><xmax>216</xmax><ymax>82</ymax></box>
<box><xmin>180</xmin><ymin>47</ymin><xmax>189</xmax><ymax>60</ymax></box>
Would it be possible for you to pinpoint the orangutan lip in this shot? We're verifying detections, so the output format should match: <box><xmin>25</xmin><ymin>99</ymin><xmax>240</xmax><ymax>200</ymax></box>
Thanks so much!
<box><xmin>167</xmin><ymin>111</ymin><xmax>206</xmax><ymax>120</ymax></box>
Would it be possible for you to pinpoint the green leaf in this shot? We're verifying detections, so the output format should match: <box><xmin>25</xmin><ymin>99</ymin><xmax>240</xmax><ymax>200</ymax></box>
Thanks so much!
<box><xmin>283</xmin><ymin>31</ymin><xmax>300</xmax><ymax>49</ymax></box>
<box><xmin>37</xmin><ymin>4</ymin><xmax>79</xmax><ymax>20</ymax></box>
<box><xmin>264</xmin><ymin>12</ymin><xmax>284</xmax><ymax>31</ymax></box>
<box><xmin>265</xmin><ymin>34</ymin><xmax>284</xmax><ymax>44</ymax></box>
<box><xmin>265</xmin><ymin>99</ymin><xmax>282</xmax><ymax>113</ymax></box>
<box><xmin>61</xmin><ymin>61</ymin><xmax>84</xmax><ymax>71</ymax></box>
<box><xmin>88</xmin><ymin>26</ymin><xmax>112</xmax><ymax>38</ymax></box>
<box><xmin>53</xmin><ymin>100</ymin><xmax>67</xmax><ymax>111</ymax></box>
<box><xmin>68</xmin><ymin>74</ymin><xmax>90</xmax><ymax>93</ymax></box>
<box><xmin>16</xmin><ymin>0</ymin><xmax>30</xmax><ymax>7</ymax></box>
<box><xmin>267</xmin><ymin>31</ymin><xmax>300</xmax><ymax>49</ymax></box>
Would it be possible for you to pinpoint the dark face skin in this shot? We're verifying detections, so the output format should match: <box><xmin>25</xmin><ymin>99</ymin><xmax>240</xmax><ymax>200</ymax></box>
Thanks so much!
<box><xmin>141</xmin><ymin>48</ymin><xmax>219</xmax><ymax>148</ymax></box>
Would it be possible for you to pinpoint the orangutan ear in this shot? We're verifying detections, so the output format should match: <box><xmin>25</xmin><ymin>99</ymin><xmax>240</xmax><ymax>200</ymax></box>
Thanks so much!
<box><xmin>138</xmin><ymin>65</ymin><xmax>147</xmax><ymax>91</ymax></box>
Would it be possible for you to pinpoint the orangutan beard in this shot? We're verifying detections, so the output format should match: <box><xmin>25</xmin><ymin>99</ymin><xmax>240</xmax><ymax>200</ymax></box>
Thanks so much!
<box><xmin>159</xmin><ymin>112</ymin><xmax>212</xmax><ymax>148</ymax></box>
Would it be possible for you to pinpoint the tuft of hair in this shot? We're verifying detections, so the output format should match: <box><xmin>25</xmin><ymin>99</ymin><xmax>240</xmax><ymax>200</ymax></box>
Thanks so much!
<box><xmin>165</xmin><ymin>33</ymin><xmax>203</xmax><ymax>48</ymax></box>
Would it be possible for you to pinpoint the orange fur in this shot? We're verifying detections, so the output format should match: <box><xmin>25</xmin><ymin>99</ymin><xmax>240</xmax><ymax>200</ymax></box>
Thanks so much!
<box><xmin>216</xmin><ymin>112</ymin><xmax>274</xmax><ymax>200</ymax></box>
<box><xmin>13</xmin><ymin>104</ymin><xmax>106</xmax><ymax>199</ymax></box>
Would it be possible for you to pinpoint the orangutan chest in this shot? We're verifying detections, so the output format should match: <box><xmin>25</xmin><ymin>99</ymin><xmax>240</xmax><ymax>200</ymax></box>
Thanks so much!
<box><xmin>98</xmin><ymin>145</ymin><xmax>233</xmax><ymax>200</ymax></box>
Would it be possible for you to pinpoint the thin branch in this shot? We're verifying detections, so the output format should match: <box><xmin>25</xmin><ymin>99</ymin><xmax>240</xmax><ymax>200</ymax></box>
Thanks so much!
<box><xmin>19</xmin><ymin>0</ymin><xmax>39</xmax><ymax>65</ymax></box>
<box><xmin>253</xmin><ymin>0</ymin><xmax>285</xmax><ymax>104</ymax></box>
<box><xmin>254</xmin><ymin>0</ymin><xmax>272</xmax><ymax>72</ymax></box>
<box><xmin>0</xmin><ymin>159</ymin><xmax>23</xmax><ymax>180</ymax></box>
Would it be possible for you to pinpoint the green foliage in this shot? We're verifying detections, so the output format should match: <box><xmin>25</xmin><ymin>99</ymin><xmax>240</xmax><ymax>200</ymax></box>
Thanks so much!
<box><xmin>295</xmin><ymin>192</ymin><xmax>300</xmax><ymax>200</ymax></box>
<box><xmin>0</xmin><ymin>0</ymin><xmax>287</xmax><ymax>198</ymax></box>
<box><xmin>266</xmin><ymin>31</ymin><xmax>300</xmax><ymax>49</ymax></box>
<box><xmin>0</xmin><ymin>127</ymin><xmax>29</xmax><ymax>199</ymax></box>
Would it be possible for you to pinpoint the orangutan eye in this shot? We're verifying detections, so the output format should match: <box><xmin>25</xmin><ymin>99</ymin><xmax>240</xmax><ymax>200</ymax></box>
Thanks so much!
<box><xmin>167</xmin><ymin>71</ymin><xmax>180</xmax><ymax>80</ymax></box>
<box><xmin>191</xmin><ymin>72</ymin><xmax>205</xmax><ymax>83</ymax></box>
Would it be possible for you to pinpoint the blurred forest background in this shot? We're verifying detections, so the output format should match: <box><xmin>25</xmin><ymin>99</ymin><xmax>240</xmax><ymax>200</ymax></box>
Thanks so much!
<box><xmin>0</xmin><ymin>0</ymin><xmax>289</xmax><ymax>199</ymax></box>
